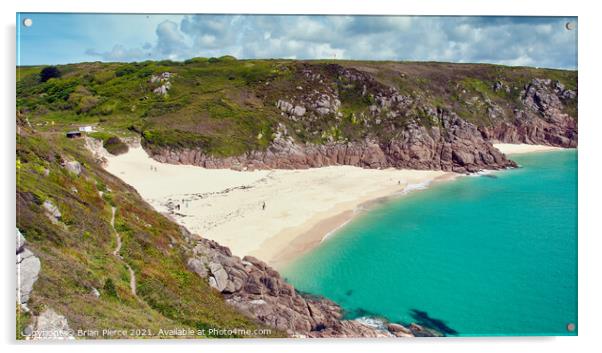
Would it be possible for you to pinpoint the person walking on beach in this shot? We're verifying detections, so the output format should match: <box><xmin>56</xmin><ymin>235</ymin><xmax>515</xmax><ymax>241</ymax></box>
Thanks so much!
<box><xmin>262</xmin><ymin>201</ymin><xmax>266</xmax><ymax>211</ymax></box>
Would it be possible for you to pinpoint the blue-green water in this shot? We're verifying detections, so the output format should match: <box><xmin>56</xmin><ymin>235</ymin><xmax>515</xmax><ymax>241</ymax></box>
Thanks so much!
<box><xmin>282</xmin><ymin>150</ymin><xmax>577</xmax><ymax>336</ymax></box>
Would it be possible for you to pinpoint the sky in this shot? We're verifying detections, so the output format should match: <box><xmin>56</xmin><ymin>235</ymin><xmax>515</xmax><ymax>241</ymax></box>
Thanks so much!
<box><xmin>17</xmin><ymin>14</ymin><xmax>578</xmax><ymax>69</ymax></box>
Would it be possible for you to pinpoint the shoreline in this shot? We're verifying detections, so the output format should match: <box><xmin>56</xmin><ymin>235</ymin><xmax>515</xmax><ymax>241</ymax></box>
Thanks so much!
<box><xmin>98</xmin><ymin>143</ymin><xmax>566</xmax><ymax>270</ymax></box>
<box><xmin>100</xmin><ymin>146</ymin><xmax>454</xmax><ymax>269</ymax></box>
<box><xmin>265</xmin><ymin>172</ymin><xmax>458</xmax><ymax>269</ymax></box>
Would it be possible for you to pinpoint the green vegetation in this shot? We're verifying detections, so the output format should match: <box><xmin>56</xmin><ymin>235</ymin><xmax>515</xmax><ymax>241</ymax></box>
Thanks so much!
<box><xmin>16</xmin><ymin>304</ymin><xmax>31</xmax><ymax>340</ymax></box>
<box><xmin>16</xmin><ymin>126</ymin><xmax>282</xmax><ymax>339</ymax></box>
<box><xmin>103</xmin><ymin>278</ymin><xmax>118</xmax><ymax>298</ymax></box>
<box><xmin>104</xmin><ymin>136</ymin><xmax>129</xmax><ymax>155</ymax></box>
<box><xmin>17</xmin><ymin>58</ymin><xmax>577</xmax><ymax>156</ymax></box>
<box><xmin>89</xmin><ymin>132</ymin><xmax>129</xmax><ymax>155</ymax></box>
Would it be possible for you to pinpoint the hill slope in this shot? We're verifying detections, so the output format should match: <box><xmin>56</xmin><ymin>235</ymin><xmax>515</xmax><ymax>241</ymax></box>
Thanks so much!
<box><xmin>17</xmin><ymin>58</ymin><xmax>577</xmax><ymax>173</ymax></box>
<box><xmin>16</xmin><ymin>120</ymin><xmax>282</xmax><ymax>338</ymax></box>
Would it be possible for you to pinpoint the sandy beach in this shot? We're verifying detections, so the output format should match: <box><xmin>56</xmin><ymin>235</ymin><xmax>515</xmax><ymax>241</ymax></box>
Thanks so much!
<box><xmin>493</xmin><ymin>143</ymin><xmax>564</xmax><ymax>154</ymax></box>
<box><xmin>103</xmin><ymin>146</ymin><xmax>455</xmax><ymax>268</ymax></box>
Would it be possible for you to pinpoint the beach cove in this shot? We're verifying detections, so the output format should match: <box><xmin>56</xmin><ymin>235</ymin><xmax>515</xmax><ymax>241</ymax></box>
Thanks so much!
<box><xmin>99</xmin><ymin>142</ymin><xmax>562</xmax><ymax>269</ymax></box>
<box><xmin>101</xmin><ymin>145</ymin><xmax>455</xmax><ymax>268</ymax></box>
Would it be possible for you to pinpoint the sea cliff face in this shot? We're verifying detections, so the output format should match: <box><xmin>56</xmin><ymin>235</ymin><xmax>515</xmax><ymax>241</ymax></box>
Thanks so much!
<box><xmin>144</xmin><ymin>64</ymin><xmax>576</xmax><ymax>173</ymax></box>
<box><xmin>479</xmin><ymin>79</ymin><xmax>577</xmax><ymax>147</ymax></box>
<box><xmin>148</xmin><ymin>113</ymin><xmax>514</xmax><ymax>173</ymax></box>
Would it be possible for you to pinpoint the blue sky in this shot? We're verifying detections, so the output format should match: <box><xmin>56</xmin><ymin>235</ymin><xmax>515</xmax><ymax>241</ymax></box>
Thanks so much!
<box><xmin>17</xmin><ymin>14</ymin><xmax>578</xmax><ymax>69</ymax></box>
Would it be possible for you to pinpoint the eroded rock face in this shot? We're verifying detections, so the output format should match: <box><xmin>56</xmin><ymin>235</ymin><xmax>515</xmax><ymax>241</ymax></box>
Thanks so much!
<box><xmin>150</xmin><ymin>72</ymin><xmax>173</xmax><ymax>96</ymax></box>
<box><xmin>144</xmin><ymin>64</ymin><xmax>576</xmax><ymax>173</ymax></box>
<box><xmin>480</xmin><ymin>78</ymin><xmax>577</xmax><ymax>148</ymax></box>
<box><xmin>148</xmin><ymin>111</ymin><xmax>514</xmax><ymax>174</ymax></box>
<box><xmin>182</xmin><ymin>232</ymin><xmax>431</xmax><ymax>338</ymax></box>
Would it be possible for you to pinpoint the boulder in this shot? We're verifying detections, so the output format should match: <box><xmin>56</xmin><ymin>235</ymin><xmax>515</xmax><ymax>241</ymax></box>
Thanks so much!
<box><xmin>387</xmin><ymin>323</ymin><xmax>413</xmax><ymax>337</ymax></box>
<box><xmin>208</xmin><ymin>262</ymin><xmax>228</xmax><ymax>291</ymax></box>
<box><xmin>187</xmin><ymin>258</ymin><xmax>208</xmax><ymax>278</ymax></box>
<box><xmin>43</xmin><ymin>200</ymin><xmax>61</xmax><ymax>220</ymax></box>
<box><xmin>153</xmin><ymin>84</ymin><xmax>169</xmax><ymax>96</ymax></box>
<box><xmin>292</xmin><ymin>105</ymin><xmax>306</xmax><ymax>117</ymax></box>
<box><xmin>276</xmin><ymin>100</ymin><xmax>294</xmax><ymax>113</ymax></box>
<box><xmin>64</xmin><ymin>160</ymin><xmax>82</xmax><ymax>175</ymax></box>
<box><xmin>452</xmin><ymin>150</ymin><xmax>475</xmax><ymax>166</ymax></box>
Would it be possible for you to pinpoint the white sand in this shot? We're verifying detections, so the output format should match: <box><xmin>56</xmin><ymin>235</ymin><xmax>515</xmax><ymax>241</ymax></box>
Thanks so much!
<box><xmin>104</xmin><ymin>147</ymin><xmax>455</xmax><ymax>268</ymax></box>
<box><xmin>494</xmin><ymin>143</ymin><xmax>564</xmax><ymax>155</ymax></box>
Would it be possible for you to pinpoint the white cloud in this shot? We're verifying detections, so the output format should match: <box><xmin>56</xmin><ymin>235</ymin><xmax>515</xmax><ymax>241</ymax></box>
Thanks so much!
<box><xmin>85</xmin><ymin>15</ymin><xmax>577</xmax><ymax>69</ymax></box>
<box><xmin>85</xmin><ymin>44</ymin><xmax>147</xmax><ymax>62</ymax></box>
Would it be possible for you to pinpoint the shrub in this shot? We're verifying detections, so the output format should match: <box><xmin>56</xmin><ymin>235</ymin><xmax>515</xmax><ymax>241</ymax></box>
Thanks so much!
<box><xmin>104</xmin><ymin>136</ymin><xmax>129</xmax><ymax>156</ymax></box>
<box><xmin>40</xmin><ymin>66</ymin><xmax>61</xmax><ymax>82</ymax></box>
<box><xmin>115</xmin><ymin>64</ymin><xmax>138</xmax><ymax>77</ymax></box>
<box><xmin>218</xmin><ymin>55</ymin><xmax>237</xmax><ymax>62</ymax></box>
<box><xmin>78</xmin><ymin>96</ymin><xmax>100</xmax><ymax>113</ymax></box>
<box><xmin>93</xmin><ymin>70</ymin><xmax>115</xmax><ymax>84</ymax></box>
<box><xmin>103</xmin><ymin>278</ymin><xmax>118</xmax><ymax>298</ymax></box>
<box><xmin>184</xmin><ymin>57</ymin><xmax>208</xmax><ymax>64</ymax></box>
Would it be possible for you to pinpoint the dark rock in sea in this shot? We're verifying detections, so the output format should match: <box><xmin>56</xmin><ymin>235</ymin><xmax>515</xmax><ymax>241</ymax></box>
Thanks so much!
<box><xmin>409</xmin><ymin>309</ymin><xmax>458</xmax><ymax>336</ymax></box>
<box><xmin>482</xmin><ymin>174</ymin><xmax>498</xmax><ymax>179</ymax></box>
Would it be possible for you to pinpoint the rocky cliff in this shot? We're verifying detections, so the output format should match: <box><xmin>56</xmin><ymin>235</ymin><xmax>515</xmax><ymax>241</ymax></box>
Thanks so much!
<box><xmin>479</xmin><ymin>78</ymin><xmax>577</xmax><ymax>147</ymax></box>
<box><xmin>149</xmin><ymin>113</ymin><xmax>514</xmax><ymax>174</ymax></box>
<box><xmin>142</xmin><ymin>63</ymin><xmax>576</xmax><ymax>173</ymax></box>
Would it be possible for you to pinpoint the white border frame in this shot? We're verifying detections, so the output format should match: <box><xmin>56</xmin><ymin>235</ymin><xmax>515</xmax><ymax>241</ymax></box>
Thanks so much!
<box><xmin>3</xmin><ymin>1</ymin><xmax>600</xmax><ymax>353</ymax></box>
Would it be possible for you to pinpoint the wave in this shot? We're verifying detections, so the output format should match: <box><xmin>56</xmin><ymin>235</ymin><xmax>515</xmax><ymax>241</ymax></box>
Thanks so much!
<box><xmin>354</xmin><ymin>317</ymin><xmax>388</xmax><ymax>331</ymax></box>
<box><xmin>399</xmin><ymin>180</ymin><xmax>432</xmax><ymax>195</ymax></box>
<box><xmin>321</xmin><ymin>218</ymin><xmax>353</xmax><ymax>243</ymax></box>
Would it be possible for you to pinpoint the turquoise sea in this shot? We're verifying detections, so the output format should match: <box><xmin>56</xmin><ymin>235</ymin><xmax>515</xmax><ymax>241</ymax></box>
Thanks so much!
<box><xmin>282</xmin><ymin>150</ymin><xmax>577</xmax><ymax>336</ymax></box>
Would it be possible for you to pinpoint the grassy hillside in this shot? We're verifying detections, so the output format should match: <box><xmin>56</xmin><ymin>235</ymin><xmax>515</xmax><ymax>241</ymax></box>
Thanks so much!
<box><xmin>16</xmin><ymin>122</ymin><xmax>282</xmax><ymax>338</ymax></box>
<box><xmin>17</xmin><ymin>58</ymin><xmax>577</xmax><ymax>158</ymax></box>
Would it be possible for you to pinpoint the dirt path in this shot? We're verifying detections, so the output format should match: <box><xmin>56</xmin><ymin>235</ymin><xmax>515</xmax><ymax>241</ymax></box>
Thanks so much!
<box><xmin>110</xmin><ymin>207</ymin><xmax>137</xmax><ymax>296</ymax></box>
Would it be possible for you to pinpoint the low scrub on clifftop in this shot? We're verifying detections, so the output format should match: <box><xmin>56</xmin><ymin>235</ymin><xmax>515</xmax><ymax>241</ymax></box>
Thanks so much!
<box><xmin>17</xmin><ymin>59</ymin><xmax>577</xmax><ymax>159</ymax></box>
